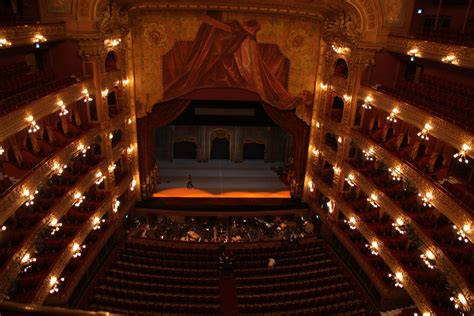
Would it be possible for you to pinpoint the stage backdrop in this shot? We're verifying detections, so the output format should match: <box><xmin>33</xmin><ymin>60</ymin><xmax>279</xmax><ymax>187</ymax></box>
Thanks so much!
<box><xmin>130</xmin><ymin>10</ymin><xmax>321</xmax><ymax>124</ymax></box>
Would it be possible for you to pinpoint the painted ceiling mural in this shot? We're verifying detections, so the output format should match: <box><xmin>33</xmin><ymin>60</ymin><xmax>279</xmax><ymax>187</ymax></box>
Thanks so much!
<box><xmin>131</xmin><ymin>10</ymin><xmax>321</xmax><ymax>123</ymax></box>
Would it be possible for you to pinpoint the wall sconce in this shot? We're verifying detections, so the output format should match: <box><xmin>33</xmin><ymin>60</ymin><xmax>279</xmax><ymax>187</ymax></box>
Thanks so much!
<box><xmin>0</xmin><ymin>38</ymin><xmax>12</xmax><ymax>47</ymax></box>
<box><xmin>312</xmin><ymin>148</ymin><xmax>320</xmax><ymax>157</ymax></box>
<box><xmin>392</xmin><ymin>217</ymin><xmax>407</xmax><ymax>234</ymax></box>
<box><xmin>122</xmin><ymin>78</ymin><xmax>129</xmax><ymax>86</ymax></box>
<box><xmin>365</xmin><ymin>241</ymin><xmax>379</xmax><ymax>255</ymax></box>
<box><xmin>23</xmin><ymin>188</ymin><xmax>38</xmax><ymax>207</ymax></box>
<box><xmin>363</xmin><ymin>147</ymin><xmax>375</xmax><ymax>161</ymax></box>
<box><xmin>331</xmin><ymin>44</ymin><xmax>350</xmax><ymax>54</ymax></box>
<box><xmin>362</xmin><ymin>96</ymin><xmax>373</xmax><ymax>110</ymax></box>
<box><xmin>1</xmin><ymin>225</ymin><xmax>6</xmax><ymax>231</ymax></box>
<box><xmin>101</xmin><ymin>89</ymin><xmax>109</xmax><ymax>99</ymax></box>
<box><xmin>82</xmin><ymin>89</ymin><xmax>93</xmax><ymax>102</ymax></box>
<box><xmin>388</xmin><ymin>272</ymin><xmax>404</xmax><ymax>288</ymax></box>
<box><xmin>386</xmin><ymin>107</ymin><xmax>399</xmax><ymax>123</ymax></box>
<box><xmin>333</xmin><ymin>165</ymin><xmax>341</xmax><ymax>175</ymax></box>
<box><xmin>418</xmin><ymin>192</ymin><xmax>433</xmax><ymax>207</ymax></box>
<box><xmin>127</xmin><ymin>144</ymin><xmax>134</xmax><ymax>155</ymax></box>
<box><xmin>130</xmin><ymin>179</ymin><xmax>137</xmax><ymax>191</ymax></box>
<box><xmin>367</xmin><ymin>193</ymin><xmax>379</xmax><ymax>208</ymax></box>
<box><xmin>92</xmin><ymin>216</ymin><xmax>105</xmax><ymax>230</ymax></box>
<box><xmin>104</xmin><ymin>38</ymin><xmax>121</xmax><ymax>48</ymax></box>
<box><xmin>316</xmin><ymin>121</ymin><xmax>321</xmax><ymax>128</ymax></box>
<box><xmin>0</xmin><ymin>146</ymin><xmax>4</xmax><ymax>155</ymax></box>
<box><xmin>77</xmin><ymin>143</ymin><xmax>90</xmax><ymax>157</ymax></box>
<box><xmin>113</xmin><ymin>199</ymin><xmax>121</xmax><ymax>213</ymax></box>
<box><xmin>345</xmin><ymin>174</ymin><xmax>356</xmax><ymax>187</ymax></box>
<box><xmin>95</xmin><ymin>171</ymin><xmax>106</xmax><ymax>185</ymax></box>
<box><xmin>453</xmin><ymin>144</ymin><xmax>470</xmax><ymax>164</ymax></box>
<box><xmin>420</xmin><ymin>250</ymin><xmax>436</xmax><ymax>269</ymax></box>
<box><xmin>389</xmin><ymin>166</ymin><xmax>402</xmax><ymax>181</ymax></box>
<box><xmin>337</xmin><ymin>136</ymin><xmax>343</xmax><ymax>144</ymax></box>
<box><xmin>20</xmin><ymin>253</ymin><xmax>37</xmax><ymax>273</ymax></box>
<box><xmin>453</xmin><ymin>223</ymin><xmax>471</xmax><ymax>243</ymax></box>
<box><xmin>407</xmin><ymin>48</ymin><xmax>421</xmax><ymax>57</ymax></box>
<box><xmin>343</xmin><ymin>94</ymin><xmax>351</xmax><ymax>103</ymax></box>
<box><xmin>57</xmin><ymin>100</ymin><xmax>69</xmax><ymax>116</ymax></box>
<box><xmin>319</xmin><ymin>83</ymin><xmax>328</xmax><ymax>90</ymax></box>
<box><xmin>442</xmin><ymin>54</ymin><xmax>459</xmax><ymax>65</ymax></box>
<box><xmin>72</xmin><ymin>243</ymin><xmax>86</xmax><ymax>258</ymax></box>
<box><xmin>308</xmin><ymin>180</ymin><xmax>315</xmax><ymax>193</ymax></box>
<box><xmin>49</xmin><ymin>276</ymin><xmax>64</xmax><ymax>294</ymax></box>
<box><xmin>73</xmin><ymin>192</ymin><xmax>85</xmax><ymax>207</ymax></box>
<box><xmin>33</xmin><ymin>34</ymin><xmax>47</xmax><ymax>43</ymax></box>
<box><xmin>344</xmin><ymin>216</ymin><xmax>357</xmax><ymax>230</ymax></box>
<box><xmin>52</xmin><ymin>162</ymin><xmax>67</xmax><ymax>175</ymax></box>
<box><xmin>49</xmin><ymin>217</ymin><xmax>62</xmax><ymax>236</ymax></box>
<box><xmin>326</xmin><ymin>200</ymin><xmax>334</xmax><ymax>214</ymax></box>
<box><xmin>417</xmin><ymin>123</ymin><xmax>432</xmax><ymax>140</ymax></box>
<box><xmin>450</xmin><ymin>292</ymin><xmax>469</xmax><ymax>311</ymax></box>
<box><xmin>108</xmin><ymin>132</ymin><xmax>114</xmax><ymax>140</ymax></box>
<box><xmin>26</xmin><ymin>115</ymin><xmax>40</xmax><ymax>133</ymax></box>
<box><xmin>108</xmin><ymin>164</ymin><xmax>116</xmax><ymax>173</ymax></box>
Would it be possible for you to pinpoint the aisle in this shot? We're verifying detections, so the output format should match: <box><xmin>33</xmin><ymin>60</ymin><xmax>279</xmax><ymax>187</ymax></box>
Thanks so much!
<box><xmin>220</xmin><ymin>274</ymin><xmax>238</xmax><ymax>316</ymax></box>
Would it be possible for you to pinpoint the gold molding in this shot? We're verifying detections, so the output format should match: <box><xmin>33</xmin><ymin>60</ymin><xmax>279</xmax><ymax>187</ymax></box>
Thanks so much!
<box><xmin>0</xmin><ymin>22</ymin><xmax>66</xmax><ymax>49</ymax></box>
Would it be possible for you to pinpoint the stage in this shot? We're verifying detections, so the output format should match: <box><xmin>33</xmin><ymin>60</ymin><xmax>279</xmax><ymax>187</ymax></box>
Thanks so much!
<box><xmin>153</xmin><ymin>159</ymin><xmax>290</xmax><ymax>198</ymax></box>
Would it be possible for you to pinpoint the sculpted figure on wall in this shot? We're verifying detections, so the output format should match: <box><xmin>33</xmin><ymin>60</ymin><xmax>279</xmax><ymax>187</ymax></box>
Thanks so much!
<box><xmin>100</xmin><ymin>3</ymin><xmax>129</xmax><ymax>37</ymax></box>
<box><xmin>323</xmin><ymin>12</ymin><xmax>360</xmax><ymax>47</ymax></box>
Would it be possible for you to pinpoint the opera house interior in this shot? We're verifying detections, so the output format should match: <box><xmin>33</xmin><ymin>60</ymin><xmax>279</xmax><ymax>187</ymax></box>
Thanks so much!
<box><xmin>0</xmin><ymin>0</ymin><xmax>474</xmax><ymax>315</ymax></box>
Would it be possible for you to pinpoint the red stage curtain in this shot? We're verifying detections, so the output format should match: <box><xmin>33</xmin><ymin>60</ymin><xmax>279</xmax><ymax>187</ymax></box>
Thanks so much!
<box><xmin>162</xmin><ymin>17</ymin><xmax>312</xmax><ymax>123</ymax></box>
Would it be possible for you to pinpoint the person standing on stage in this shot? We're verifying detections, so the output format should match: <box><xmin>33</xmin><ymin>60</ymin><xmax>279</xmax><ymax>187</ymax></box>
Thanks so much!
<box><xmin>186</xmin><ymin>174</ymin><xmax>194</xmax><ymax>189</ymax></box>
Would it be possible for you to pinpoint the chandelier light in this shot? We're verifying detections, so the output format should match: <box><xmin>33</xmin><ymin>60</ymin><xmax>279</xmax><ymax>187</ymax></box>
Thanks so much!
<box><xmin>333</xmin><ymin>165</ymin><xmax>341</xmax><ymax>175</ymax></box>
<box><xmin>108</xmin><ymin>164</ymin><xmax>117</xmax><ymax>173</ymax></box>
<box><xmin>33</xmin><ymin>34</ymin><xmax>47</xmax><ymax>43</ymax></box>
<box><xmin>77</xmin><ymin>143</ymin><xmax>90</xmax><ymax>157</ymax></box>
<box><xmin>130</xmin><ymin>179</ymin><xmax>137</xmax><ymax>191</ymax></box>
<box><xmin>344</xmin><ymin>216</ymin><xmax>357</xmax><ymax>230</ymax></box>
<box><xmin>92</xmin><ymin>216</ymin><xmax>105</xmax><ymax>230</ymax></box>
<box><xmin>450</xmin><ymin>292</ymin><xmax>469</xmax><ymax>312</ymax></box>
<box><xmin>101</xmin><ymin>89</ymin><xmax>109</xmax><ymax>98</ymax></box>
<box><xmin>453</xmin><ymin>144</ymin><xmax>471</xmax><ymax>164</ymax></box>
<box><xmin>343</xmin><ymin>94</ymin><xmax>351</xmax><ymax>103</ymax></box>
<box><xmin>362</xmin><ymin>96</ymin><xmax>373</xmax><ymax>110</ymax></box>
<box><xmin>113</xmin><ymin>199</ymin><xmax>121</xmax><ymax>213</ymax></box>
<box><xmin>312</xmin><ymin>148</ymin><xmax>320</xmax><ymax>157</ymax></box>
<box><xmin>365</xmin><ymin>241</ymin><xmax>379</xmax><ymax>256</ymax></box>
<box><xmin>95</xmin><ymin>171</ymin><xmax>106</xmax><ymax>185</ymax></box>
<box><xmin>49</xmin><ymin>217</ymin><xmax>62</xmax><ymax>236</ymax></box>
<box><xmin>49</xmin><ymin>276</ymin><xmax>64</xmax><ymax>294</ymax></box>
<box><xmin>389</xmin><ymin>166</ymin><xmax>402</xmax><ymax>181</ymax></box>
<box><xmin>331</xmin><ymin>44</ymin><xmax>350</xmax><ymax>55</ymax></box>
<box><xmin>319</xmin><ymin>83</ymin><xmax>328</xmax><ymax>90</ymax></box>
<box><xmin>345</xmin><ymin>174</ymin><xmax>356</xmax><ymax>187</ymax></box>
<box><xmin>127</xmin><ymin>118</ymin><xmax>132</xmax><ymax>125</ymax></box>
<box><xmin>418</xmin><ymin>192</ymin><xmax>433</xmax><ymax>208</ymax></box>
<box><xmin>326</xmin><ymin>201</ymin><xmax>334</xmax><ymax>214</ymax></box>
<box><xmin>1</xmin><ymin>225</ymin><xmax>6</xmax><ymax>231</ymax></box>
<box><xmin>73</xmin><ymin>192</ymin><xmax>85</xmax><ymax>207</ymax></box>
<box><xmin>57</xmin><ymin>100</ymin><xmax>69</xmax><ymax>116</ymax></box>
<box><xmin>23</xmin><ymin>188</ymin><xmax>38</xmax><ymax>206</ymax></box>
<box><xmin>0</xmin><ymin>37</ymin><xmax>12</xmax><ymax>47</ymax></box>
<box><xmin>25</xmin><ymin>115</ymin><xmax>40</xmax><ymax>133</ymax></box>
<box><xmin>453</xmin><ymin>223</ymin><xmax>471</xmax><ymax>243</ymax></box>
<box><xmin>104</xmin><ymin>38</ymin><xmax>121</xmax><ymax>48</ymax></box>
<box><xmin>108</xmin><ymin>132</ymin><xmax>114</xmax><ymax>140</ymax></box>
<box><xmin>0</xmin><ymin>146</ymin><xmax>4</xmax><ymax>155</ymax></box>
<box><xmin>363</xmin><ymin>147</ymin><xmax>375</xmax><ymax>161</ymax></box>
<box><xmin>417</xmin><ymin>123</ymin><xmax>432</xmax><ymax>140</ymax></box>
<box><xmin>388</xmin><ymin>272</ymin><xmax>404</xmax><ymax>288</ymax></box>
<box><xmin>407</xmin><ymin>48</ymin><xmax>420</xmax><ymax>57</ymax></box>
<box><xmin>367</xmin><ymin>193</ymin><xmax>379</xmax><ymax>208</ymax></box>
<box><xmin>52</xmin><ymin>162</ymin><xmax>67</xmax><ymax>175</ymax></box>
<box><xmin>386</xmin><ymin>107</ymin><xmax>399</xmax><ymax>123</ymax></box>
<box><xmin>20</xmin><ymin>253</ymin><xmax>37</xmax><ymax>273</ymax></box>
<box><xmin>420</xmin><ymin>250</ymin><xmax>436</xmax><ymax>269</ymax></box>
<box><xmin>442</xmin><ymin>54</ymin><xmax>459</xmax><ymax>65</ymax></box>
<box><xmin>127</xmin><ymin>144</ymin><xmax>134</xmax><ymax>155</ymax></box>
<box><xmin>122</xmin><ymin>78</ymin><xmax>129</xmax><ymax>86</ymax></box>
<box><xmin>392</xmin><ymin>217</ymin><xmax>407</xmax><ymax>235</ymax></box>
<box><xmin>308</xmin><ymin>180</ymin><xmax>315</xmax><ymax>193</ymax></box>
<box><xmin>82</xmin><ymin>89</ymin><xmax>93</xmax><ymax>102</ymax></box>
<box><xmin>72</xmin><ymin>243</ymin><xmax>86</xmax><ymax>258</ymax></box>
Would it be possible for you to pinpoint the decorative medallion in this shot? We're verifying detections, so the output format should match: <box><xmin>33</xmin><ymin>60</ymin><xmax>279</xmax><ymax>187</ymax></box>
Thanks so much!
<box><xmin>144</xmin><ymin>23</ymin><xmax>167</xmax><ymax>48</ymax></box>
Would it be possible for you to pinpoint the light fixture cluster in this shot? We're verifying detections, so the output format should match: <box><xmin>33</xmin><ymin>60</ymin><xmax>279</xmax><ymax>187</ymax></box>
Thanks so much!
<box><xmin>108</xmin><ymin>163</ymin><xmax>117</xmax><ymax>173</ymax></box>
<box><xmin>92</xmin><ymin>216</ymin><xmax>106</xmax><ymax>230</ymax></box>
<box><xmin>367</xmin><ymin>193</ymin><xmax>379</xmax><ymax>208</ymax></box>
<box><xmin>418</xmin><ymin>192</ymin><xmax>433</xmax><ymax>208</ymax></box>
<box><xmin>344</xmin><ymin>216</ymin><xmax>357</xmax><ymax>230</ymax></box>
<box><xmin>388</xmin><ymin>272</ymin><xmax>404</xmax><ymax>288</ymax></box>
<box><xmin>113</xmin><ymin>199</ymin><xmax>121</xmax><ymax>213</ymax></box>
<box><xmin>26</xmin><ymin>115</ymin><xmax>40</xmax><ymax>133</ymax></box>
<box><xmin>331</xmin><ymin>44</ymin><xmax>350</xmax><ymax>55</ymax></box>
<box><xmin>130</xmin><ymin>179</ymin><xmax>137</xmax><ymax>191</ymax></box>
<box><xmin>389</xmin><ymin>166</ymin><xmax>402</xmax><ymax>181</ymax></box>
<box><xmin>95</xmin><ymin>171</ymin><xmax>106</xmax><ymax>185</ymax></box>
<box><xmin>386</xmin><ymin>107</ymin><xmax>399</xmax><ymax>123</ymax></box>
<box><xmin>365</xmin><ymin>241</ymin><xmax>379</xmax><ymax>256</ymax></box>
<box><xmin>453</xmin><ymin>144</ymin><xmax>471</xmax><ymax>164</ymax></box>
<box><xmin>101</xmin><ymin>88</ymin><xmax>109</xmax><ymax>99</ymax></box>
<box><xmin>49</xmin><ymin>217</ymin><xmax>62</xmax><ymax>236</ymax></box>
<box><xmin>23</xmin><ymin>188</ymin><xmax>39</xmax><ymax>207</ymax></box>
<box><xmin>122</xmin><ymin>78</ymin><xmax>129</xmax><ymax>87</ymax></box>
<box><xmin>450</xmin><ymin>292</ymin><xmax>468</xmax><ymax>311</ymax></box>
<box><xmin>77</xmin><ymin>143</ymin><xmax>90</xmax><ymax>157</ymax></box>
<box><xmin>72</xmin><ymin>242</ymin><xmax>86</xmax><ymax>258</ymax></box>
<box><xmin>57</xmin><ymin>100</ymin><xmax>69</xmax><ymax>116</ymax></box>
<box><xmin>127</xmin><ymin>144</ymin><xmax>134</xmax><ymax>155</ymax></box>
<box><xmin>49</xmin><ymin>276</ymin><xmax>64</xmax><ymax>294</ymax></box>
<box><xmin>319</xmin><ymin>83</ymin><xmax>328</xmax><ymax>90</ymax></box>
<box><xmin>420</xmin><ymin>250</ymin><xmax>436</xmax><ymax>269</ymax></box>
<box><xmin>345</xmin><ymin>174</ymin><xmax>356</xmax><ymax>187</ymax></box>
<box><xmin>0</xmin><ymin>37</ymin><xmax>12</xmax><ymax>47</ymax></box>
<box><xmin>33</xmin><ymin>34</ymin><xmax>47</xmax><ymax>43</ymax></box>
<box><xmin>333</xmin><ymin>165</ymin><xmax>341</xmax><ymax>175</ymax></box>
<box><xmin>52</xmin><ymin>162</ymin><xmax>67</xmax><ymax>175</ymax></box>
<box><xmin>326</xmin><ymin>201</ymin><xmax>334</xmax><ymax>214</ymax></box>
<box><xmin>0</xmin><ymin>146</ymin><xmax>4</xmax><ymax>155</ymax></box>
<box><xmin>73</xmin><ymin>192</ymin><xmax>85</xmax><ymax>207</ymax></box>
<box><xmin>108</xmin><ymin>132</ymin><xmax>114</xmax><ymax>140</ymax></box>
<box><xmin>82</xmin><ymin>89</ymin><xmax>93</xmax><ymax>102</ymax></box>
<box><xmin>104</xmin><ymin>38</ymin><xmax>121</xmax><ymax>48</ymax></box>
<box><xmin>453</xmin><ymin>224</ymin><xmax>471</xmax><ymax>243</ymax></box>
<box><xmin>407</xmin><ymin>48</ymin><xmax>421</xmax><ymax>57</ymax></box>
<box><xmin>308</xmin><ymin>180</ymin><xmax>315</xmax><ymax>193</ymax></box>
<box><xmin>312</xmin><ymin>148</ymin><xmax>320</xmax><ymax>157</ymax></box>
<box><xmin>417</xmin><ymin>123</ymin><xmax>432</xmax><ymax>140</ymax></box>
<box><xmin>20</xmin><ymin>253</ymin><xmax>37</xmax><ymax>273</ymax></box>
<box><xmin>343</xmin><ymin>94</ymin><xmax>351</xmax><ymax>103</ymax></box>
<box><xmin>392</xmin><ymin>217</ymin><xmax>407</xmax><ymax>235</ymax></box>
<box><xmin>363</xmin><ymin>147</ymin><xmax>375</xmax><ymax>161</ymax></box>
<box><xmin>442</xmin><ymin>54</ymin><xmax>459</xmax><ymax>65</ymax></box>
<box><xmin>362</xmin><ymin>96</ymin><xmax>373</xmax><ymax>110</ymax></box>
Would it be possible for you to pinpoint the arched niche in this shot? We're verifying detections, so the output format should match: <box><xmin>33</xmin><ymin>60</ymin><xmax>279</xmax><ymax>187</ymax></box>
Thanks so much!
<box><xmin>330</xmin><ymin>95</ymin><xmax>344</xmax><ymax>123</ymax></box>
<box><xmin>209</xmin><ymin>128</ymin><xmax>231</xmax><ymax>160</ymax></box>
<box><xmin>173</xmin><ymin>137</ymin><xmax>197</xmax><ymax>160</ymax></box>
<box><xmin>105</xmin><ymin>51</ymin><xmax>118</xmax><ymax>72</ymax></box>
<box><xmin>334</xmin><ymin>58</ymin><xmax>349</xmax><ymax>79</ymax></box>
<box><xmin>243</xmin><ymin>139</ymin><xmax>266</xmax><ymax>160</ymax></box>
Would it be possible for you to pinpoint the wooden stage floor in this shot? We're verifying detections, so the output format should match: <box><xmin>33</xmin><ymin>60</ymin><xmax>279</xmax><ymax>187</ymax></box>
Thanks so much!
<box><xmin>152</xmin><ymin>159</ymin><xmax>290</xmax><ymax>199</ymax></box>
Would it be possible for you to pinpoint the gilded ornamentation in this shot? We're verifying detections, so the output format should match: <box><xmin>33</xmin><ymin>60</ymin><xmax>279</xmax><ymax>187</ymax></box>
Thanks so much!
<box><xmin>383</xmin><ymin>0</ymin><xmax>403</xmax><ymax>25</ymax></box>
<box><xmin>144</xmin><ymin>23</ymin><xmax>168</xmax><ymax>48</ymax></box>
<box><xmin>100</xmin><ymin>3</ymin><xmax>129</xmax><ymax>37</ymax></box>
<box><xmin>323</xmin><ymin>12</ymin><xmax>360</xmax><ymax>47</ymax></box>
